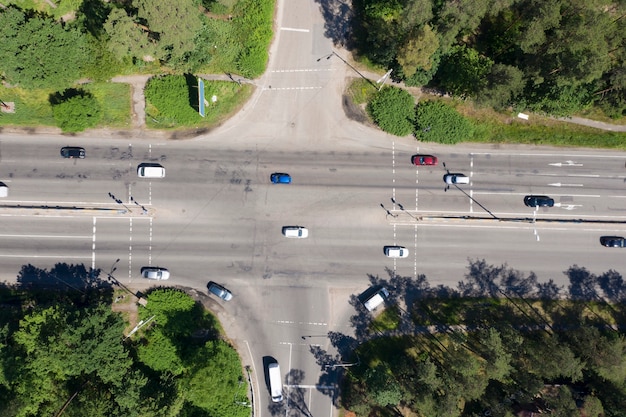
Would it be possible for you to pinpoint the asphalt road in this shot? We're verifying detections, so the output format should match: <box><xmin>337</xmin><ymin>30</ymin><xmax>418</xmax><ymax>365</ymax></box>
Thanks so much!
<box><xmin>1</xmin><ymin>138</ymin><xmax>625</xmax><ymax>415</ymax></box>
<box><xmin>1</xmin><ymin>0</ymin><xmax>626</xmax><ymax>415</ymax></box>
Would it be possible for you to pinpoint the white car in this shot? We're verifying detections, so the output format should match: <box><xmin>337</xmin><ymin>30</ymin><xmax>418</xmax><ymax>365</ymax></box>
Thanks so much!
<box><xmin>384</xmin><ymin>246</ymin><xmax>409</xmax><ymax>258</ymax></box>
<box><xmin>282</xmin><ymin>226</ymin><xmax>309</xmax><ymax>238</ymax></box>
<box><xmin>363</xmin><ymin>287</ymin><xmax>390</xmax><ymax>312</ymax></box>
<box><xmin>141</xmin><ymin>267</ymin><xmax>170</xmax><ymax>280</ymax></box>
<box><xmin>443</xmin><ymin>173</ymin><xmax>469</xmax><ymax>185</ymax></box>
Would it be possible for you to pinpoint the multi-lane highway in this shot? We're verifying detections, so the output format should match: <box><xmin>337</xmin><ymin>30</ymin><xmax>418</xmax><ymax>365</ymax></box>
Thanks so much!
<box><xmin>1</xmin><ymin>138</ymin><xmax>625</xmax><ymax>415</ymax></box>
<box><xmin>1</xmin><ymin>0</ymin><xmax>626</xmax><ymax>415</ymax></box>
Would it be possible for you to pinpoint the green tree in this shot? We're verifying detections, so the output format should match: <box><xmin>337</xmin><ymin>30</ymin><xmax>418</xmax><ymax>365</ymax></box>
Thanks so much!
<box><xmin>9</xmin><ymin>304</ymin><xmax>136</xmax><ymax>417</ymax></box>
<box><xmin>139</xmin><ymin>287</ymin><xmax>199</xmax><ymax>333</ymax></box>
<box><xmin>104</xmin><ymin>7</ymin><xmax>155</xmax><ymax>62</ymax></box>
<box><xmin>397</xmin><ymin>24</ymin><xmax>439</xmax><ymax>78</ymax></box>
<box><xmin>0</xmin><ymin>7</ymin><xmax>88</xmax><ymax>89</ymax></box>
<box><xmin>517</xmin><ymin>0</ymin><xmax>563</xmax><ymax>54</ymax></box>
<box><xmin>494</xmin><ymin>0</ymin><xmax>616</xmax><ymax>115</ymax></box>
<box><xmin>50</xmin><ymin>89</ymin><xmax>103</xmax><ymax>133</ymax></box>
<box><xmin>434</xmin><ymin>0</ymin><xmax>498</xmax><ymax>52</ymax></box>
<box><xmin>400</xmin><ymin>0</ymin><xmax>433</xmax><ymax>31</ymax></box>
<box><xmin>367</xmin><ymin>86</ymin><xmax>415</xmax><ymax>136</ymax></box>
<box><xmin>474</xmin><ymin>328</ymin><xmax>512</xmax><ymax>382</ymax></box>
<box><xmin>542</xmin><ymin>385</ymin><xmax>579</xmax><ymax>417</ymax></box>
<box><xmin>352</xmin><ymin>0</ymin><xmax>405</xmax><ymax>66</ymax></box>
<box><xmin>565</xmin><ymin>326</ymin><xmax>626</xmax><ymax>384</ymax></box>
<box><xmin>185</xmin><ymin>341</ymin><xmax>250</xmax><ymax>417</ymax></box>
<box><xmin>581</xmin><ymin>395</ymin><xmax>604</xmax><ymax>417</ymax></box>
<box><xmin>443</xmin><ymin>343</ymin><xmax>487</xmax><ymax>402</ymax></box>
<box><xmin>364</xmin><ymin>364</ymin><xmax>403</xmax><ymax>407</ymax></box>
<box><xmin>414</xmin><ymin>100</ymin><xmax>474</xmax><ymax>144</ymax></box>
<box><xmin>437</xmin><ymin>45</ymin><xmax>493</xmax><ymax>97</ymax></box>
<box><xmin>136</xmin><ymin>328</ymin><xmax>185</xmax><ymax>375</ymax></box>
<box><xmin>526</xmin><ymin>334</ymin><xmax>584</xmax><ymax>382</ymax></box>
<box><xmin>133</xmin><ymin>0</ymin><xmax>203</xmax><ymax>69</ymax></box>
<box><xmin>476</xmin><ymin>64</ymin><xmax>525</xmax><ymax>110</ymax></box>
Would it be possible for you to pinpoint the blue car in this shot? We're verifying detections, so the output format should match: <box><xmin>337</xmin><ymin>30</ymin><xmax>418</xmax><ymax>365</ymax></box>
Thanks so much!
<box><xmin>270</xmin><ymin>173</ymin><xmax>291</xmax><ymax>184</ymax></box>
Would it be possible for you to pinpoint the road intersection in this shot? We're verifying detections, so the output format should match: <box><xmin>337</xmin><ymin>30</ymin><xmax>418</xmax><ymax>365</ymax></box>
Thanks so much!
<box><xmin>1</xmin><ymin>0</ymin><xmax>625</xmax><ymax>415</ymax></box>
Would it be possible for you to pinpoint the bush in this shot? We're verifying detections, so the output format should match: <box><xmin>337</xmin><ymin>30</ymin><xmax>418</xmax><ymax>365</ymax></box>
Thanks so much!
<box><xmin>232</xmin><ymin>0</ymin><xmax>273</xmax><ymax>78</ymax></box>
<box><xmin>414</xmin><ymin>100</ymin><xmax>474</xmax><ymax>144</ymax></box>
<box><xmin>145</xmin><ymin>75</ymin><xmax>203</xmax><ymax>126</ymax></box>
<box><xmin>50</xmin><ymin>89</ymin><xmax>102</xmax><ymax>132</ymax></box>
<box><xmin>367</xmin><ymin>86</ymin><xmax>415</xmax><ymax>136</ymax></box>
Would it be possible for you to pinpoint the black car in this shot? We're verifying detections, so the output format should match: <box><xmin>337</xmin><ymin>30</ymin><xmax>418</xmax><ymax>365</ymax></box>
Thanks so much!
<box><xmin>60</xmin><ymin>146</ymin><xmax>85</xmax><ymax>159</ymax></box>
<box><xmin>600</xmin><ymin>236</ymin><xmax>626</xmax><ymax>248</ymax></box>
<box><xmin>523</xmin><ymin>195</ymin><xmax>554</xmax><ymax>207</ymax></box>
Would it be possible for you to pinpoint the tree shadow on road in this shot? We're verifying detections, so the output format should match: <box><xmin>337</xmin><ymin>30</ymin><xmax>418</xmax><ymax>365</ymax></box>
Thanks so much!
<box><xmin>304</xmin><ymin>258</ymin><xmax>626</xmax><ymax>410</ymax></box>
<box><xmin>312</xmin><ymin>0</ymin><xmax>354</xmax><ymax>48</ymax></box>
<box><xmin>15</xmin><ymin>262</ymin><xmax>112</xmax><ymax>306</ymax></box>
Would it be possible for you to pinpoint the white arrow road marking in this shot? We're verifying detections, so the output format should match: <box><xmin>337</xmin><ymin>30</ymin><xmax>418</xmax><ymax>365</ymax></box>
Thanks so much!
<box><xmin>554</xmin><ymin>203</ymin><xmax>583</xmax><ymax>210</ymax></box>
<box><xmin>548</xmin><ymin>182</ymin><xmax>584</xmax><ymax>187</ymax></box>
<box><xmin>549</xmin><ymin>160</ymin><xmax>583</xmax><ymax>167</ymax></box>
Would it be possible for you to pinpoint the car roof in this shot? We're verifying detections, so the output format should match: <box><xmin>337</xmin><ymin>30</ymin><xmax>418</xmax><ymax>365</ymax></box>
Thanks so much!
<box><xmin>271</xmin><ymin>173</ymin><xmax>291</xmax><ymax>183</ymax></box>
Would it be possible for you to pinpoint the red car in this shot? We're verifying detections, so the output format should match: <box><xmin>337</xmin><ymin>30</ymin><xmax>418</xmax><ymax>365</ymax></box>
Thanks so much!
<box><xmin>411</xmin><ymin>154</ymin><xmax>438</xmax><ymax>165</ymax></box>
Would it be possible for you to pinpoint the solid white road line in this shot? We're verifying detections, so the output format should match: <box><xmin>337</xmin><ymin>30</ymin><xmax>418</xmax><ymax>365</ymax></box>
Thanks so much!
<box><xmin>281</xmin><ymin>27</ymin><xmax>310</xmax><ymax>32</ymax></box>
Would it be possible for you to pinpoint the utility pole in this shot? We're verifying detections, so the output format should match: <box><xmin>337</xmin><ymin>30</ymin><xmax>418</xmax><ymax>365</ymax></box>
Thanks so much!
<box><xmin>376</xmin><ymin>69</ymin><xmax>393</xmax><ymax>91</ymax></box>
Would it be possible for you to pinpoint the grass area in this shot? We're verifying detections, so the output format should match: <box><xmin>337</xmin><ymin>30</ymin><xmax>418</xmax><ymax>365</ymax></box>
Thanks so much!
<box><xmin>85</xmin><ymin>82</ymin><xmax>131</xmax><ymax>128</ymax></box>
<box><xmin>0</xmin><ymin>85</ymin><xmax>56</xmax><ymax>126</ymax></box>
<box><xmin>347</xmin><ymin>78</ymin><xmax>378</xmax><ymax>105</ymax></box>
<box><xmin>371</xmin><ymin>306</ymin><xmax>402</xmax><ymax>331</ymax></box>
<box><xmin>0</xmin><ymin>82</ymin><xmax>130</xmax><ymax>129</ymax></box>
<box><xmin>455</xmin><ymin>101</ymin><xmax>626</xmax><ymax>149</ymax></box>
<box><xmin>145</xmin><ymin>78</ymin><xmax>254</xmax><ymax>129</ymax></box>
<box><xmin>346</xmin><ymin>78</ymin><xmax>626</xmax><ymax>150</ymax></box>
<box><xmin>413</xmin><ymin>296</ymin><xmax>621</xmax><ymax>328</ymax></box>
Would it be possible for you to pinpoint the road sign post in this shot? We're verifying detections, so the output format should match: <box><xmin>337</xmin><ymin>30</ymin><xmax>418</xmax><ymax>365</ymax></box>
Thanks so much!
<box><xmin>197</xmin><ymin>78</ymin><xmax>206</xmax><ymax>117</ymax></box>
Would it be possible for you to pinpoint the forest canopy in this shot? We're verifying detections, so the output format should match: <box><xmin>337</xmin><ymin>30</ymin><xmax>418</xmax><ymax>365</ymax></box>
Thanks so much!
<box><xmin>352</xmin><ymin>0</ymin><xmax>626</xmax><ymax>117</ymax></box>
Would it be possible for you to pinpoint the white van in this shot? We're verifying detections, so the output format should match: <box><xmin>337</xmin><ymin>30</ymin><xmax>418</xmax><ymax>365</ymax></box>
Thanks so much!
<box><xmin>363</xmin><ymin>287</ymin><xmax>389</xmax><ymax>312</ymax></box>
<box><xmin>137</xmin><ymin>163</ymin><xmax>165</xmax><ymax>178</ymax></box>
<box><xmin>268</xmin><ymin>362</ymin><xmax>283</xmax><ymax>402</ymax></box>
<box><xmin>0</xmin><ymin>182</ymin><xmax>8</xmax><ymax>197</ymax></box>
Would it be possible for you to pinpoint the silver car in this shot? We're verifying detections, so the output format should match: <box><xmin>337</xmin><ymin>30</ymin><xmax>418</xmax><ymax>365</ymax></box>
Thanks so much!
<box><xmin>141</xmin><ymin>267</ymin><xmax>170</xmax><ymax>280</ymax></box>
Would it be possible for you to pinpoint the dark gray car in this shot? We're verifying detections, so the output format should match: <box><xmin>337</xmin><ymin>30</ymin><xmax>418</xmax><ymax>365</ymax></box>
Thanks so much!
<box><xmin>600</xmin><ymin>236</ymin><xmax>626</xmax><ymax>248</ymax></box>
<box><xmin>524</xmin><ymin>195</ymin><xmax>554</xmax><ymax>207</ymax></box>
<box><xmin>207</xmin><ymin>282</ymin><xmax>233</xmax><ymax>301</ymax></box>
<box><xmin>60</xmin><ymin>146</ymin><xmax>85</xmax><ymax>159</ymax></box>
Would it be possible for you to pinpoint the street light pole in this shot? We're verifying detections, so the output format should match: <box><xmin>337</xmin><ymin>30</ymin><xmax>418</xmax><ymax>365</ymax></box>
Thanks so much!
<box><xmin>324</xmin><ymin>354</ymin><xmax>360</xmax><ymax>370</ymax></box>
